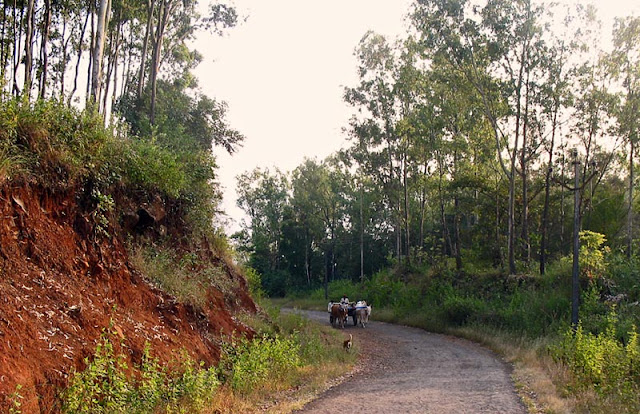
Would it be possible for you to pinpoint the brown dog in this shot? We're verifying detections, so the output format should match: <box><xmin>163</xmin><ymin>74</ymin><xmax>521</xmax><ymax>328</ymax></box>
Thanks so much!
<box><xmin>343</xmin><ymin>334</ymin><xmax>352</xmax><ymax>351</ymax></box>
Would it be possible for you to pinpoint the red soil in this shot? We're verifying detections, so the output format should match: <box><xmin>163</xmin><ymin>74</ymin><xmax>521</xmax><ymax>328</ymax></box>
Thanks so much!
<box><xmin>0</xmin><ymin>183</ymin><xmax>257</xmax><ymax>412</ymax></box>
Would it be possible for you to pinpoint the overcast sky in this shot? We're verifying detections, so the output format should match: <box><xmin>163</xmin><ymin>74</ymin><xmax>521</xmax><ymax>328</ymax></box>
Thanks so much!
<box><xmin>192</xmin><ymin>0</ymin><xmax>640</xmax><ymax>232</ymax></box>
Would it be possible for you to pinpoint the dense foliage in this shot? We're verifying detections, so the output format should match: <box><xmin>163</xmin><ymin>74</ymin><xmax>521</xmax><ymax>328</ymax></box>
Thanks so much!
<box><xmin>0</xmin><ymin>0</ymin><xmax>244</xmax><ymax>237</ymax></box>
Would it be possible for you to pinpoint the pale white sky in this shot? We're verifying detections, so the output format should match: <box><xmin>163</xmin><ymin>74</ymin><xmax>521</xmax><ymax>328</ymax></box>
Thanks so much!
<box><xmin>192</xmin><ymin>0</ymin><xmax>639</xmax><ymax>232</ymax></box>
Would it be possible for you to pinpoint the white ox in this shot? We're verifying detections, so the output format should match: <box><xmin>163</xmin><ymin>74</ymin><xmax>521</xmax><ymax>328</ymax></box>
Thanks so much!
<box><xmin>355</xmin><ymin>300</ymin><xmax>372</xmax><ymax>328</ymax></box>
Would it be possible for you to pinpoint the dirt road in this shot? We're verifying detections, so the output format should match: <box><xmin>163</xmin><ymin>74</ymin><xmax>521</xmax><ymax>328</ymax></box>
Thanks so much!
<box><xmin>293</xmin><ymin>310</ymin><xmax>526</xmax><ymax>414</ymax></box>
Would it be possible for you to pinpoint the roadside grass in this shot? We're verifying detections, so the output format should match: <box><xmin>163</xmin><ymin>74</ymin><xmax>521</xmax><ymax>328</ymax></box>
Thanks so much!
<box><xmin>128</xmin><ymin>241</ymin><xmax>243</xmax><ymax>311</ymax></box>
<box><xmin>268</xmin><ymin>297</ymin><xmax>325</xmax><ymax>312</ymax></box>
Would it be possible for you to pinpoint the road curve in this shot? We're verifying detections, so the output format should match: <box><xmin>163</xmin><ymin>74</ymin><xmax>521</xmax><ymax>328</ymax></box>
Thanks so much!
<box><xmin>291</xmin><ymin>309</ymin><xmax>526</xmax><ymax>414</ymax></box>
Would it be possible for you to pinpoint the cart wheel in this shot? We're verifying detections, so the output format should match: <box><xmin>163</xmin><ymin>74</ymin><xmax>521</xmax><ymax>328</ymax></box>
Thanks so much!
<box><xmin>353</xmin><ymin>315</ymin><xmax>358</xmax><ymax>326</ymax></box>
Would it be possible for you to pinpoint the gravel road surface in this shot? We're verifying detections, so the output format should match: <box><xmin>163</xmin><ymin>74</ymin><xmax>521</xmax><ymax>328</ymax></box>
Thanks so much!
<box><xmin>291</xmin><ymin>309</ymin><xmax>526</xmax><ymax>414</ymax></box>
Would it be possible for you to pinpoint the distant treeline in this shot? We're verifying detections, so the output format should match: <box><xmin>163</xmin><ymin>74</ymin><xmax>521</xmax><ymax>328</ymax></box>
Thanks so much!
<box><xmin>236</xmin><ymin>0</ymin><xmax>640</xmax><ymax>296</ymax></box>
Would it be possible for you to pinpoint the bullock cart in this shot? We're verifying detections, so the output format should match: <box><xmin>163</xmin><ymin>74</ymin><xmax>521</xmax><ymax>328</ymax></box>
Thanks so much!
<box><xmin>327</xmin><ymin>301</ymin><xmax>358</xmax><ymax>327</ymax></box>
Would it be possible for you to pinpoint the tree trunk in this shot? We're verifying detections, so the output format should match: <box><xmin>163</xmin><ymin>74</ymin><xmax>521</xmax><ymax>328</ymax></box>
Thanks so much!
<box><xmin>305</xmin><ymin>228</ymin><xmax>311</xmax><ymax>286</ymax></box>
<box><xmin>453</xmin><ymin>149</ymin><xmax>462</xmax><ymax>272</ymax></box>
<box><xmin>540</xmin><ymin>101</ymin><xmax>559</xmax><ymax>275</ymax></box>
<box><xmin>454</xmin><ymin>193</ymin><xmax>462</xmax><ymax>271</ymax></box>
<box><xmin>91</xmin><ymin>0</ymin><xmax>110</xmax><ymax>106</ymax></box>
<box><xmin>438</xmin><ymin>158</ymin><xmax>453</xmax><ymax>256</ymax></box>
<box><xmin>419</xmin><ymin>158</ymin><xmax>428</xmax><ymax>253</ymax></box>
<box><xmin>496</xmin><ymin>181</ymin><xmax>502</xmax><ymax>266</ymax></box>
<box><xmin>69</xmin><ymin>10</ymin><xmax>89</xmax><ymax>105</ymax></box>
<box><xmin>86</xmin><ymin>7</ymin><xmax>95</xmax><ymax>102</ymax></box>
<box><xmin>324</xmin><ymin>252</ymin><xmax>328</xmax><ymax>301</ymax></box>
<box><xmin>1</xmin><ymin>3</ymin><xmax>7</xmax><ymax>89</ymax></box>
<box><xmin>403</xmin><ymin>147</ymin><xmax>410</xmax><ymax>263</ymax></box>
<box><xmin>628</xmin><ymin>140</ymin><xmax>635</xmax><ymax>258</ymax></box>
<box><xmin>122</xmin><ymin>21</ymin><xmax>135</xmax><ymax>96</ymax></box>
<box><xmin>560</xmin><ymin>151</ymin><xmax>566</xmax><ymax>251</ymax></box>
<box><xmin>360</xmin><ymin>182</ymin><xmax>365</xmax><ymax>281</ymax></box>
<box><xmin>39</xmin><ymin>0</ymin><xmax>53</xmax><ymax>99</ymax></box>
<box><xmin>137</xmin><ymin>0</ymin><xmax>156</xmax><ymax>99</ymax></box>
<box><xmin>520</xmin><ymin>74</ymin><xmax>531</xmax><ymax>265</ymax></box>
<box><xmin>330</xmin><ymin>225</ymin><xmax>336</xmax><ymax>281</ymax></box>
<box><xmin>59</xmin><ymin>14</ymin><xmax>69</xmax><ymax>97</ymax></box>
<box><xmin>12</xmin><ymin>2</ymin><xmax>23</xmax><ymax>96</ymax></box>
<box><xmin>150</xmin><ymin>0</ymin><xmax>169</xmax><ymax>124</ymax></box>
<box><xmin>110</xmin><ymin>21</ymin><xmax>123</xmax><ymax>122</ymax></box>
<box><xmin>103</xmin><ymin>16</ymin><xmax>121</xmax><ymax>121</ymax></box>
<box><xmin>571</xmin><ymin>157</ymin><xmax>581</xmax><ymax>330</ymax></box>
<box><xmin>22</xmin><ymin>0</ymin><xmax>35</xmax><ymax>98</ymax></box>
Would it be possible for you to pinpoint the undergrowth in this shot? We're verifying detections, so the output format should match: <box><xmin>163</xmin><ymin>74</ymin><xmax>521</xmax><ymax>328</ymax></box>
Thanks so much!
<box><xmin>128</xmin><ymin>241</ymin><xmax>238</xmax><ymax>310</ymax></box>
<box><xmin>55</xmin><ymin>303</ymin><xmax>356</xmax><ymax>414</ymax></box>
<box><xmin>61</xmin><ymin>327</ymin><xmax>220</xmax><ymax>414</ymax></box>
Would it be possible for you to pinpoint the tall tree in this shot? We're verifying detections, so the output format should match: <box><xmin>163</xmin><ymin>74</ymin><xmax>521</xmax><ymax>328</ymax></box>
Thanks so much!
<box><xmin>22</xmin><ymin>0</ymin><xmax>35</xmax><ymax>98</ymax></box>
<box><xmin>345</xmin><ymin>31</ymin><xmax>404</xmax><ymax>260</ymax></box>
<box><xmin>610</xmin><ymin>16</ymin><xmax>640</xmax><ymax>258</ymax></box>
<box><xmin>90</xmin><ymin>0</ymin><xmax>110</xmax><ymax>105</ymax></box>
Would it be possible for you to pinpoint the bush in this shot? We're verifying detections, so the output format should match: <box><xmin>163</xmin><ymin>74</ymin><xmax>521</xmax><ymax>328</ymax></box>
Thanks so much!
<box><xmin>495</xmin><ymin>287</ymin><xmax>570</xmax><ymax>336</ymax></box>
<box><xmin>579</xmin><ymin>231</ymin><xmax>609</xmax><ymax>282</ymax></box>
<box><xmin>0</xmin><ymin>99</ymin><xmax>113</xmax><ymax>188</ymax></box>
<box><xmin>61</xmin><ymin>329</ymin><xmax>219</xmax><ymax>413</ymax></box>
<box><xmin>553</xmin><ymin>311</ymin><xmax>640</xmax><ymax>406</ymax></box>
<box><xmin>120</xmin><ymin>137</ymin><xmax>186</xmax><ymax>198</ymax></box>
<box><xmin>220</xmin><ymin>334</ymin><xmax>301</xmax><ymax>394</ymax></box>
<box><xmin>440</xmin><ymin>293</ymin><xmax>485</xmax><ymax>326</ymax></box>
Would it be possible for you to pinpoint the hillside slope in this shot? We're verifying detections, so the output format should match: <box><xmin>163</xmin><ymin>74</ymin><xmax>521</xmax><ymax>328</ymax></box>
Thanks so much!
<box><xmin>0</xmin><ymin>182</ymin><xmax>257</xmax><ymax>412</ymax></box>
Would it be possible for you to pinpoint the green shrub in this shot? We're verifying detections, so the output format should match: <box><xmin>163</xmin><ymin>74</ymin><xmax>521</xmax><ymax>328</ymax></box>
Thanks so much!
<box><xmin>120</xmin><ymin>137</ymin><xmax>186</xmax><ymax>198</ymax></box>
<box><xmin>244</xmin><ymin>266</ymin><xmax>265</xmax><ymax>299</ymax></box>
<box><xmin>62</xmin><ymin>330</ymin><xmax>132</xmax><ymax>413</ymax></box>
<box><xmin>579</xmin><ymin>231</ymin><xmax>609</xmax><ymax>282</ymax></box>
<box><xmin>553</xmin><ymin>311</ymin><xmax>640</xmax><ymax>404</ymax></box>
<box><xmin>495</xmin><ymin>287</ymin><xmax>570</xmax><ymax>336</ymax></box>
<box><xmin>607</xmin><ymin>253</ymin><xmax>640</xmax><ymax>302</ymax></box>
<box><xmin>221</xmin><ymin>334</ymin><xmax>301</xmax><ymax>394</ymax></box>
<box><xmin>61</xmin><ymin>329</ymin><xmax>219</xmax><ymax>414</ymax></box>
<box><xmin>441</xmin><ymin>293</ymin><xmax>485</xmax><ymax>326</ymax></box>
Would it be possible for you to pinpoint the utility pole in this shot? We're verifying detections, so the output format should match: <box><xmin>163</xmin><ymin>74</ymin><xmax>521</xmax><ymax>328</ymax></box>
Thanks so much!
<box><xmin>571</xmin><ymin>149</ymin><xmax>581</xmax><ymax>331</ymax></box>
<box><xmin>565</xmin><ymin>148</ymin><xmax>598</xmax><ymax>332</ymax></box>
<box><xmin>360</xmin><ymin>180</ymin><xmax>364</xmax><ymax>283</ymax></box>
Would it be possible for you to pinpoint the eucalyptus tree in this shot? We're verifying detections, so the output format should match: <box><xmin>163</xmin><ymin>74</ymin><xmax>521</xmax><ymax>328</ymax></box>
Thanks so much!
<box><xmin>566</xmin><ymin>49</ymin><xmax>619</xmax><ymax>237</ymax></box>
<box><xmin>411</xmin><ymin>0</ymin><xmax>550</xmax><ymax>274</ymax></box>
<box><xmin>90</xmin><ymin>0</ymin><xmax>109</xmax><ymax>105</ymax></box>
<box><xmin>345</xmin><ymin>31</ymin><xmax>404</xmax><ymax>260</ymax></box>
<box><xmin>536</xmin><ymin>5</ymin><xmax>576</xmax><ymax>273</ymax></box>
<box><xmin>610</xmin><ymin>16</ymin><xmax>640</xmax><ymax>258</ymax></box>
<box><xmin>23</xmin><ymin>0</ymin><xmax>35</xmax><ymax>98</ymax></box>
<box><xmin>291</xmin><ymin>159</ymin><xmax>327</xmax><ymax>288</ymax></box>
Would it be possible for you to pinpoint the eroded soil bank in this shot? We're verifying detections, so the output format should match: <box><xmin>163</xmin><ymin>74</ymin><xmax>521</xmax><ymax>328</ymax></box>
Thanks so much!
<box><xmin>0</xmin><ymin>184</ymin><xmax>256</xmax><ymax>412</ymax></box>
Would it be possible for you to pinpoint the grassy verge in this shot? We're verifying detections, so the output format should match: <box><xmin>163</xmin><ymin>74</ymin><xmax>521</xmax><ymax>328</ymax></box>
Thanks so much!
<box><xmin>210</xmin><ymin>301</ymin><xmax>357</xmax><ymax>413</ymax></box>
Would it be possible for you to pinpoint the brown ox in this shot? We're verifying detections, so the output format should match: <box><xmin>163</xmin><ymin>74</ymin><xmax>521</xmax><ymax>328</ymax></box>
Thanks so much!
<box><xmin>330</xmin><ymin>303</ymin><xmax>347</xmax><ymax>328</ymax></box>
